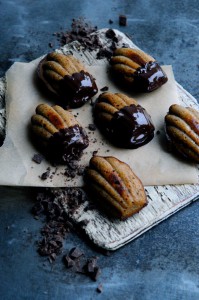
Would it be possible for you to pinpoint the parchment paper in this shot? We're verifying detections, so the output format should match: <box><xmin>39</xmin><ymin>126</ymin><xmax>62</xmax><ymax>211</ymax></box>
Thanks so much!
<box><xmin>0</xmin><ymin>58</ymin><xmax>197</xmax><ymax>187</ymax></box>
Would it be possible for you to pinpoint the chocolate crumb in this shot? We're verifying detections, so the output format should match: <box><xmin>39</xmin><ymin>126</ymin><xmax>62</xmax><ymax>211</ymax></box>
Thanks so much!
<box><xmin>48</xmin><ymin>42</ymin><xmax>53</xmax><ymax>48</ymax></box>
<box><xmin>156</xmin><ymin>130</ymin><xmax>161</xmax><ymax>135</ymax></box>
<box><xmin>100</xmin><ymin>86</ymin><xmax>109</xmax><ymax>92</ymax></box>
<box><xmin>97</xmin><ymin>283</ymin><xmax>103</xmax><ymax>293</ymax></box>
<box><xmin>88</xmin><ymin>124</ymin><xmax>96</xmax><ymax>131</ymax></box>
<box><xmin>92</xmin><ymin>151</ymin><xmax>98</xmax><ymax>156</ymax></box>
<box><xmin>119</xmin><ymin>15</ymin><xmax>127</xmax><ymax>26</ymax></box>
<box><xmin>109</xmin><ymin>19</ymin><xmax>113</xmax><ymax>24</ymax></box>
<box><xmin>32</xmin><ymin>153</ymin><xmax>44</xmax><ymax>164</ymax></box>
<box><xmin>96</xmin><ymin>48</ymin><xmax>112</xmax><ymax>60</ymax></box>
<box><xmin>40</xmin><ymin>169</ymin><xmax>50</xmax><ymax>180</ymax></box>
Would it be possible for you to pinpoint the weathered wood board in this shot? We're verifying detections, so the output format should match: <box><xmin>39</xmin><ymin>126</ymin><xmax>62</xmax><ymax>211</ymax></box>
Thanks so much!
<box><xmin>0</xmin><ymin>29</ymin><xmax>198</xmax><ymax>250</ymax></box>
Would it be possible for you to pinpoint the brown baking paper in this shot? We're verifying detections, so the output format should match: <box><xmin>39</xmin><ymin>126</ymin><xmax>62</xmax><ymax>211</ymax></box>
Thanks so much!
<box><xmin>0</xmin><ymin>59</ymin><xmax>197</xmax><ymax>187</ymax></box>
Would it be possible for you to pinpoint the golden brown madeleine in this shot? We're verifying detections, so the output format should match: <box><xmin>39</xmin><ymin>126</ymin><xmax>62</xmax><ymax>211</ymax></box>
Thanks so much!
<box><xmin>110</xmin><ymin>48</ymin><xmax>168</xmax><ymax>92</ymax></box>
<box><xmin>94</xmin><ymin>92</ymin><xmax>155</xmax><ymax>148</ymax></box>
<box><xmin>31</xmin><ymin>103</ymin><xmax>89</xmax><ymax>163</ymax></box>
<box><xmin>84</xmin><ymin>156</ymin><xmax>147</xmax><ymax>220</ymax></box>
<box><xmin>165</xmin><ymin>104</ymin><xmax>199</xmax><ymax>163</ymax></box>
<box><xmin>37</xmin><ymin>52</ymin><xmax>98</xmax><ymax>108</ymax></box>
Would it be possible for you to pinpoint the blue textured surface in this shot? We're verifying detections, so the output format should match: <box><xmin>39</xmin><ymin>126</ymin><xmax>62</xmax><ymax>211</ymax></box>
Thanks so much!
<box><xmin>0</xmin><ymin>1</ymin><xmax>199</xmax><ymax>299</ymax></box>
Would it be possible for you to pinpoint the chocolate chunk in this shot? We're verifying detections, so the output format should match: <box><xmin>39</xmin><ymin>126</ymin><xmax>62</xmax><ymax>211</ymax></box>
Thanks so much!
<box><xmin>92</xmin><ymin>266</ymin><xmax>101</xmax><ymax>281</ymax></box>
<box><xmin>100</xmin><ymin>86</ymin><xmax>109</xmax><ymax>92</ymax></box>
<box><xmin>69</xmin><ymin>247</ymin><xmax>84</xmax><ymax>259</ymax></box>
<box><xmin>119</xmin><ymin>15</ymin><xmax>127</xmax><ymax>26</ymax></box>
<box><xmin>88</xmin><ymin>124</ymin><xmax>96</xmax><ymax>131</ymax></box>
<box><xmin>63</xmin><ymin>255</ymin><xmax>75</xmax><ymax>268</ymax></box>
<box><xmin>105</xmin><ymin>29</ymin><xmax>116</xmax><ymax>39</ymax></box>
<box><xmin>86</xmin><ymin>257</ymin><xmax>98</xmax><ymax>273</ymax></box>
<box><xmin>32</xmin><ymin>153</ymin><xmax>44</xmax><ymax>164</ymax></box>
<box><xmin>96</xmin><ymin>284</ymin><xmax>103</xmax><ymax>293</ymax></box>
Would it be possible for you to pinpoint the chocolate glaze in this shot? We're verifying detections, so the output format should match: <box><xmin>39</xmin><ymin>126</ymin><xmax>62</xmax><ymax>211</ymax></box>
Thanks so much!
<box><xmin>133</xmin><ymin>61</ymin><xmax>168</xmax><ymax>92</ymax></box>
<box><xmin>38</xmin><ymin>57</ymin><xmax>98</xmax><ymax>108</ymax></box>
<box><xmin>96</xmin><ymin>104</ymin><xmax>155</xmax><ymax>148</ymax></box>
<box><xmin>60</xmin><ymin>71</ymin><xmax>98</xmax><ymax>108</ymax></box>
<box><xmin>47</xmin><ymin>124</ymin><xmax>89</xmax><ymax>163</ymax></box>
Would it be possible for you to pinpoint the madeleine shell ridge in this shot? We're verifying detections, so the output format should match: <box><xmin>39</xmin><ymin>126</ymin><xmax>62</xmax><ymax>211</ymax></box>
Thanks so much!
<box><xmin>84</xmin><ymin>155</ymin><xmax>147</xmax><ymax>220</ymax></box>
<box><xmin>165</xmin><ymin>104</ymin><xmax>199</xmax><ymax>163</ymax></box>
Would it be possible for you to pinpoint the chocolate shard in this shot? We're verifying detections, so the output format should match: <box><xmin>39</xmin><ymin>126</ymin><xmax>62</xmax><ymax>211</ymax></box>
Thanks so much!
<box><xmin>96</xmin><ymin>284</ymin><xmax>103</xmax><ymax>293</ymax></box>
<box><xmin>32</xmin><ymin>153</ymin><xmax>44</xmax><ymax>164</ymax></box>
<box><xmin>63</xmin><ymin>255</ymin><xmax>75</xmax><ymax>268</ymax></box>
<box><xmin>100</xmin><ymin>86</ymin><xmax>109</xmax><ymax>92</ymax></box>
<box><xmin>69</xmin><ymin>247</ymin><xmax>84</xmax><ymax>259</ymax></box>
<box><xmin>119</xmin><ymin>15</ymin><xmax>127</xmax><ymax>26</ymax></box>
<box><xmin>92</xmin><ymin>266</ymin><xmax>101</xmax><ymax>281</ymax></box>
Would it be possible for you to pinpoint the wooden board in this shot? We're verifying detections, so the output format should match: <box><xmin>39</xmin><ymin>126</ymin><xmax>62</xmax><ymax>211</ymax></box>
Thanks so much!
<box><xmin>0</xmin><ymin>29</ymin><xmax>198</xmax><ymax>250</ymax></box>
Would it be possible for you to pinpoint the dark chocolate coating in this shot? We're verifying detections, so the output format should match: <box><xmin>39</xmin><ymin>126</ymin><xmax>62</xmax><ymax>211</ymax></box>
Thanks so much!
<box><xmin>133</xmin><ymin>61</ymin><xmax>168</xmax><ymax>92</ymax></box>
<box><xmin>38</xmin><ymin>57</ymin><xmax>98</xmax><ymax>108</ymax></box>
<box><xmin>96</xmin><ymin>104</ymin><xmax>155</xmax><ymax>148</ymax></box>
<box><xmin>47</xmin><ymin>124</ymin><xmax>89</xmax><ymax>163</ymax></box>
<box><xmin>60</xmin><ymin>71</ymin><xmax>98</xmax><ymax>108</ymax></box>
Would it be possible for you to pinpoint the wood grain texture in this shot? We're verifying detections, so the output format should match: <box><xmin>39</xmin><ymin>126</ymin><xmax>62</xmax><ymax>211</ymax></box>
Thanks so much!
<box><xmin>0</xmin><ymin>29</ymin><xmax>198</xmax><ymax>250</ymax></box>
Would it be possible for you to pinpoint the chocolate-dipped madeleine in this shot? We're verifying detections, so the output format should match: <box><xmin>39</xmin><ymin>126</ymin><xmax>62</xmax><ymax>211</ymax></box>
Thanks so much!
<box><xmin>94</xmin><ymin>92</ymin><xmax>155</xmax><ymax>148</ymax></box>
<box><xmin>37</xmin><ymin>52</ymin><xmax>98</xmax><ymax>108</ymax></box>
<box><xmin>31</xmin><ymin>104</ymin><xmax>89</xmax><ymax>163</ymax></box>
<box><xmin>84</xmin><ymin>156</ymin><xmax>147</xmax><ymax>220</ymax></box>
<box><xmin>165</xmin><ymin>104</ymin><xmax>199</xmax><ymax>163</ymax></box>
<box><xmin>110</xmin><ymin>48</ymin><xmax>168</xmax><ymax>92</ymax></box>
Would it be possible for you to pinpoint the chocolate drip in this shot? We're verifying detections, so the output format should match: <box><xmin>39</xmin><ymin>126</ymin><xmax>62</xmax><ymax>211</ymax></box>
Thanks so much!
<box><xmin>97</xmin><ymin>104</ymin><xmax>155</xmax><ymax>148</ymax></box>
<box><xmin>48</xmin><ymin>124</ymin><xmax>89</xmax><ymax>163</ymax></box>
<box><xmin>61</xmin><ymin>71</ymin><xmax>98</xmax><ymax>108</ymax></box>
<box><xmin>133</xmin><ymin>61</ymin><xmax>168</xmax><ymax>92</ymax></box>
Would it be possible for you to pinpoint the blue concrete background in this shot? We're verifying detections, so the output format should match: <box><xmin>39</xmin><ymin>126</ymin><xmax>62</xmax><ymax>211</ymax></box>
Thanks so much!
<box><xmin>0</xmin><ymin>1</ymin><xmax>199</xmax><ymax>299</ymax></box>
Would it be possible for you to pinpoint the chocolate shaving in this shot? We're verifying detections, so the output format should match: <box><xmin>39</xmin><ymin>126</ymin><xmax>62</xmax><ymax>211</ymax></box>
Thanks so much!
<box><xmin>32</xmin><ymin>188</ymin><xmax>86</xmax><ymax>260</ymax></box>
